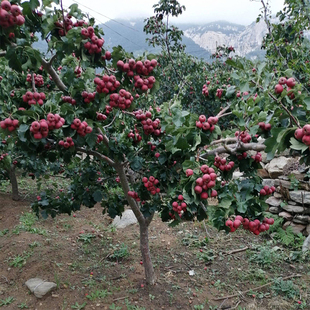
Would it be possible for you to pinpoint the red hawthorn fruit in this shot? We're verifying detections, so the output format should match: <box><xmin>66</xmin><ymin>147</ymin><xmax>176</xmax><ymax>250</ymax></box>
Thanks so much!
<box><xmin>186</xmin><ymin>169</ymin><xmax>193</xmax><ymax>177</ymax></box>
<box><xmin>278</xmin><ymin>77</ymin><xmax>287</xmax><ymax>85</ymax></box>
<box><xmin>286</xmin><ymin>77</ymin><xmax>296</xmax><ymax>88</ymax></box>
<box><xmin>275</xmin><ymin>84</ymin><xmax>283</xmax><ymax>94</ymax></box>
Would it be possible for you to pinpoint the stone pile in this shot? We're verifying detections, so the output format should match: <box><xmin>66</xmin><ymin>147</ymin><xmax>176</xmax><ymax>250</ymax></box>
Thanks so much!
<box><xmin>258</xmin><ymin>155</ymin><xmax>310</xmax><ymax>236</ymax></box>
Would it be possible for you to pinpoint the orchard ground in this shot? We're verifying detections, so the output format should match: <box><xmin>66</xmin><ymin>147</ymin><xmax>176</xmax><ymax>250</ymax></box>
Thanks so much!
<box><xmin>0</xmin><ymin>183</ymin><xmax>310</xmax><ymax>309</ymax></box>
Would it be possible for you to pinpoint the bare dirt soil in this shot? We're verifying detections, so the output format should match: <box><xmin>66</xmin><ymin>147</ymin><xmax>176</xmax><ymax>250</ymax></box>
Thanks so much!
<box><xmin>0</xmin><ymin>193</ymin><xmax>309</xmax><ymax>310</ymax></box>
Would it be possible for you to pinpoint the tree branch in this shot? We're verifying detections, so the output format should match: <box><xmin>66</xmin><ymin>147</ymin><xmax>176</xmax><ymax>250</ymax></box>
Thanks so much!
<box><xmin>75</xmin><ymin>147</ymin><xmax>115</xmax><ymax>166</ymax></box>
<box><xmin>201</xmin><ymin>142</ymin><xmax>266</xmax><ymax>158</ymax></box>
<box><xmin>251</xmin><ymin>79</ymin><xmax>301</xmax><ymax>128</ymax></box>
<box><xmin>41</xmin><ymin>55</ymin><xmax>67</xmax><ymax>91</ymax></box>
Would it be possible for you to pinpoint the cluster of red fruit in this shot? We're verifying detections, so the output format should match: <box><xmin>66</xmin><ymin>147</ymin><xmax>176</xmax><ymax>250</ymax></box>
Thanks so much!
<box><xmin>202</xmin><ymin>84</ymin><xmax>209</xmax><ymax>96</ymax></box>
<box><xmin>71</xmin><ymin>118</ymin><xmax>92</xmax><ymax>137</ymax></box>
<box><xmin>128</xmin><ymin>191</ymin><xmax>140</xmax><ymax>202</ymax></box>
<box><xmin>81</xmin><ymin>26</ymin><xmax>104</xmax><ymax>54</ymax></box>
<box><xmin>55</xmin><ymin>14</ymin><xmax>86</xmax><ymax>36</ymax></box>
<box><xmin>96</xmin><ymin>134</ymin><xmax>104</xmax><ymax>144</ymax></box>
<box><xmin>258</xmin><ymin>122</ymin><xmax>272</xmax><ymax>131</ymax></box>
<box><xmin>0</xmin><ymin>118</ymin><xmax>19</xmax><ymax>131</ymax></box>
<box><xmin>171</xmin><ymin>195</ymin><xmax>187</xmax><ymax>217</ymax></box>
<box><xmin>81</xmin><ymin>91</ymin><xmax>96</xmax><ymax>104</ymax></box>
<box><xmin>26</xmin><ymin>73</ymin><xmax>44</xmax><ymax>87</ymax></box>
<box><xmin>30</xmin><ymin>114</ymin><xmax>65</xmax><ymax>139</ymax></box>
<box><xmin>117</xmin><ymin>59</ymin><xmax>157</xmax><ymax>77</ymax></box>
<box><xmin>22</xmin><ymin>91</ymin><xmax>46</xmax><ymax>106</ymax></box>
<box><xmin>214</xmin><ymin>156</ymin><xmax>235</xmax><ymax>172</ymax></box>
<box><xmin>147</xmin><ymin>141</ymin><xmax>157</xmax><ymax>151</ymax></box>
<box><xmin>133</xmin><ymin>75</ymin><xmax>156</xmax><ymax>92</ymax></box>
<box><xmin>128</xmin><ymin>128</ymin><xmax>142</xmax><ymax>144</ymax></box>
<box><xmin>195</xmin><ymin>115</ymin><xmax>218</xmax><ymax>132</ymax></box>
<box><xmin>188</xmin><ymin>165</ymin><xmax>218</xmax><ymax>199</ymax></box>
<box><xmin>216</xmin><ymin>88</ymin><xmax>223</xmax><ymax>99</ymax></box>
<box><xmin>142</xmin><ymin>176</ymin><xmax>160</xmax><ymax>195</ymax></box>
<box><xmin>96</xmin><ymin>112</ymin><xmax>107</xmax><ymax>121</ymax></box>
<box><xmin>226</xmin><ymin>215</ymin><xmax>275</xmax><ymax>234</ymax></box>
<box><xmin>252</xmin><ymin>152</ymin><xmax>263</xmax><ymax>163</ymax></box>
<box><xmin>0</xmin><ymin>1</ymin><xmax>24</xmax><ymax>29</ymax></box>
<box><xmin>108</xmin><ymin>89</ymin><xmax>134</xmax><ymax>110</ymax></box>
<box><xmin>74</xmin><ymin>66</ymin><xmax>82</xmax><ymax>78</ymax></box>
<box><xmin>236</xmin><ymin>152</ymin><xmax>248</xmax><ymax>160</ymax></box>
<box><xmin>94</xmin><ymin>75</ymin><xmax>120</xmax><ymax>94</ymax></box>
<box><xmin>62</xmin><ymin>95</ymin><xmax>77</xmax><ymax>105</ymax></box>
<box><xmin>134</xmin><ymin>110</ymin><xmax>162</xmax><ymax>136</ymax></box>
<box><xmin>274</xmin><ymin>77</ymin><xmax>296</xmax><ymax>99</ymax></box>
<box><xmin>101</xmin><ymin>51</ymin><xmax>112</xmax><ymax>61</ymax></box>
<box><xmin>0</xmin><ymin>153</ymin><xmax>8</xmax><ymax>161</ymax></box>
<box><xmin>235</xmin><ymin>131</ymin><xmax>251</xmax><ymax>143</ymax></box>
<box><xmin>58</xmin><ymin>137</ymin><xmax>74</xmax><ymax>148</ymax></box>
<box><xmin>294</xmin><ymin>124</ymin><xmax>310</xmax><ymax>147</ymax></box>
<box><xmin>260</xmin><ymin>185</ymin><xmax>276</xmax><ymax>196</ymax></box>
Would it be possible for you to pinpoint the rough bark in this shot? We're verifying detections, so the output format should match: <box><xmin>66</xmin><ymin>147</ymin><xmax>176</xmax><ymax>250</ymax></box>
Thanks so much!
<box><xmin>114</xmin><ymin>163</ymin><xmax>156</xmax><ymax>284</ymax></box>
<box><xmin>140</xmin><ymin>220</ymin><xmax>155</xmax><ymax>285</ymax></box>
<box><xmin>7</xmin><ymin>165</ymin><xmax>20</xmax><ymax>201</ymax></box>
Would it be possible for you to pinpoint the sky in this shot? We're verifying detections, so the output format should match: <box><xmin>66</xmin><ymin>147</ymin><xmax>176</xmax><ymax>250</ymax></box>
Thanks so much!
<box><xmin>62</xmin><ymin>0</ymin><xmax>285</xmax><ymax>26</ymax></box>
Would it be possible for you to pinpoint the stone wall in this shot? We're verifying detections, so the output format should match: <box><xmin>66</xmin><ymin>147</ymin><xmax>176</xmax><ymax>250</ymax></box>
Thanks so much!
<box><xmin>258</xmin><ymin>154</ymin><xmax>310</xmax><ymax>236</ymax></box>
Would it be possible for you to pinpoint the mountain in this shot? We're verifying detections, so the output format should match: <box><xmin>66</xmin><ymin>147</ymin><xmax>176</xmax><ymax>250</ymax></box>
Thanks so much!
<box><xmin>99</xmin><ymin>18</ymin><xmax>269</xmax><ymax>61</ymax></box>
<box><xmin>182</xmin><ymin>20</ymin><xmax>268</xmax><ymax>59</ymax></box>
<box><xmin>99</xmin><ymin>19</ymin><xmax>211</xmax><ymax>60</ymax></box>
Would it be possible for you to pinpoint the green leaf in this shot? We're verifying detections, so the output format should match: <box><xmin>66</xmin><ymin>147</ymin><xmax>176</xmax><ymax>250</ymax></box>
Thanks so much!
<box><xmin>303</xmin><ymin>97</ymin><xmax>310</xmax><ymax>110</ymax></box>
<box><xmin>289</xmin><ymin>137</ymin><xmax>308</xmax><ymax>152</ymax></box>
<box><xmin>92</xmin><ymin>190</ymin><xmax>103</xmax><ymax>202</ymax></box>
<box><xmin>85</xmin><ymin>132</ymin><xmax>97</xmax><ymax>148</ymax></box>
<box><xmin>225</xmin><ymin>59</ymin><xmax>244</xmax><ymax>70</ymax></box>
<box><xmin>130</xmin><ymin>156</ymin><xmax>143</xmax><ymax>171</ymax></box>
<box><xmin>225</xmin><ymin>86</ymin><xmax>236</xmax><ymax>98</ymax></box>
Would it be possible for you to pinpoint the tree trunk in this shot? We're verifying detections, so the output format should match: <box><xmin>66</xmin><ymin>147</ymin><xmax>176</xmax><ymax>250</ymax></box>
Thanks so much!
<box><xmin>140</xmin><ymin>219</ymin><xmax>156</xmax><ymax>285</ymax></box>
<box><xmin>8</xmin><ymin>165</ymin><xmax>20</xmax><ymax>201</ymax></box>
<box><xmin>114</xmin><ymin>163</ymin><xmax>156</xmax><ymax>284</ymax></box>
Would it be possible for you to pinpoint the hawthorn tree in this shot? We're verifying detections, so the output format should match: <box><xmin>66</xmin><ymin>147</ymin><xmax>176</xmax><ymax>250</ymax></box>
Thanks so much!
<box><xmin>1</xmin><ymin>0</ymin><xmax>310</xmax><ymax>285</ymax></box>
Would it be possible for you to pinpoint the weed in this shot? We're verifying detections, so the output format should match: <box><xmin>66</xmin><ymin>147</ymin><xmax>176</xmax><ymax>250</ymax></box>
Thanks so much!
<box><xmin>109</xmin><ymin>243</ymin><xmax>130</xmax><ymax>261</ymax></box>
<box><xmin>271</xmin><ymin>278</ymin><xmax>300</xmax><ymax>299</ymax></box>
<box><xmin>109</xmin><ymin>304</ymin><xmax>122</xmax><ymax>310</ymax></box>
<box><xmin>196</xmin><ymin>249</ymin><xmax>216</xmax><ymax>262</ymax></box>
<box><xmin>29</xmin><ymin>241</ymin><xmax>40</xmax><ymax>249</ymax></box>
<box><xmin>18</xmin><ymin>303</ymin><xmax>28</xmax><ymax>309</ymax></box>
<box><xmin>71</xmin><ymin>302</ymin><xmax>87</xmax><ymax>309</ymax></box>
<box><xmin>248</xmin><ymin>245</ymin><xmax>282</xmax><ymax>267</ymax></box>
<box><xmin>0</xmin><ymin>297</ymin><xmax>15</xmax><ymax>306</ymax></box>
<box><xmin>82</xmin><ymin>277</ymin><xmax>97</xmax><ymax>288</ymax></box>
<box><xmin>78</xmin><ymin>233</ymin><xmax>96</xmax><ymax>244</ymax></box>
<box><xmin>194</xmin><ymin>305</ymin><xmax>204</xmax><ymax>310</ymax></box>
<box><xmin>86</xmin><ymin>289</ymin><xmax>110</xmax><ymax>301</ymax></box>
<box><xmin>125</xmin><ymin>299</ymin><xmax>146</xmax><ymax>310</ymax></box>
<box><xmin>8</xmin><ymin>251</ymin><xmax>32</xmax><ymax>268</ymax></box>
<box><xmin>0</xmin><ymin>229</ymin><xmax>9</xmax><ymax>236</ymax></box>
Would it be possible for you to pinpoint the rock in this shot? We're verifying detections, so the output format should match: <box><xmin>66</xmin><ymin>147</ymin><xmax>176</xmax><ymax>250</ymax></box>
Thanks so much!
<box><xmin>279</xmin><ymin>211</ymin><xmax>293</xmax><ymax>221</ymax></box>
<box><xmin>283</xmin><ymin>222</ymin><xmax>306</xmax><ymax>234</ymax></box>
<box><xmin>281</xmin><ymin>204</ymin><xmax>307</xmax><ymax>213</ymax></box>
<box><xmin>306</xmin><ymin>224</ymin><xmax>310</xmax><ymax>235</ymax></box>
<box><xmin>265</xmin><ymin>197</ymin><xmax>282</xmax><ymax>207</ymax></box>
<box><xmin>289</xmin><ymin>170</ymin><xmax>305</xmax><ymax>181</ymax></box>
<box><xmin>278</xmin><ymin>175</ymin><xmax>290</xmax><ymax>181</ymax></box>
<box><xmin>293</xmin><ymin>215</ymin><xmax>310</xmax><ymax>225</ymax></box>
<box><xmin>287</xmin><ymin>200</ymin><xmax>297</xmax><ymax>205</ymax></box>
<box><xmin>265</xmin><ymin>156</ymin><xmax>293</xmax><ymax>179</ymax></box>
<box><xmin>112</xmin><ymin>210</ymin><xmax>138</xmax><ymax>228</ymax></box>
<box><xmin>232</xmin><ymin>171</ymin><xmax>243</xmax><ymax>179</ymax></box>
<box><xmin>302</xmin><ymin>234</ymin><xmax>310</xmax><ymax>252</ymax></box>
<box><xmin>268</xmin><ymin>206</ymin><xmax>281</xmax><ymax>214</ymax></box>
<box><xmin>25</xmin><ymin>278</ymin><xmax>57</xmax><ymax>298</ymax></box>
<box><xmin>289</xmin><ymin>191</ymin><xmax>310</xmax><ymax>204</ymax></box>
<box><xmin>262</xmin><ymin>179</ymin><xmax>277</xmax><ymax>187</ymax></box>
<box><xmin>257</xmin><ymin>169</ymin><xmax>270</xmax><ymax>178</ymax></box>
<box><xmin>273</xmin><ymin>192</ymin><xmax>282</xmax><ymax>198</ymax></box>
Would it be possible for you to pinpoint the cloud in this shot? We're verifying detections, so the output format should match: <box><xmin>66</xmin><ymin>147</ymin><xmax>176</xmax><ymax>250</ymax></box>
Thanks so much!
<box><xmin>63</xmin><ymin>0</ymin><xmax>285</xmax><ymax>26</ymax></box>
